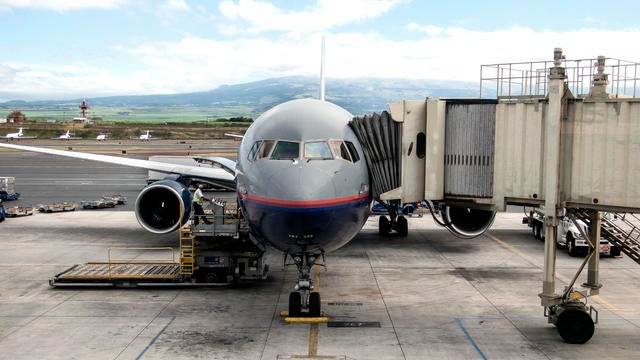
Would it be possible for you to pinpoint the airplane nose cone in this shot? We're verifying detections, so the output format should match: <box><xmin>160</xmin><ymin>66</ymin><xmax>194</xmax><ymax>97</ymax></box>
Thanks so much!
<box><xmin>260</xmin><ymin>162</ymin><xmax>336</xmax><ymax>201</ymax></box>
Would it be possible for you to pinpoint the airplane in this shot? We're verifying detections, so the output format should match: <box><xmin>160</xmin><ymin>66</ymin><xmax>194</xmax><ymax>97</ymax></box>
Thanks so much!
<box><xmin>58</xmin><ymin>130</ymin><xmax>71</xmax><ymax>140</ymax></box>
<box><xmin>0</xmin><ymin>103</ymin><xmax>496</xmax><ymax>317</ymax></box>
<box><xmin>0</xmin><ymin>48</ymin><xmax>496</xmax><ymax>317</ymax></box>
<box><xmin>5</xmin><ymin>127</ymin><xmax>25</xmax><ymax>139</ymax></box>
<box><xmin>139</xmin><ymin>130</ymin><xmax>151</xmax><ymax>141</ymax></box>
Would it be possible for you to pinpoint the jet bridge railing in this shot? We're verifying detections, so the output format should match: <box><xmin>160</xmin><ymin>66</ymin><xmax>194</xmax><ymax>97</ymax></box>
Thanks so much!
<box><xmin>480</xmin><ymin>56</ymin><xmax>640</xmax><ymax>100</ymax></box>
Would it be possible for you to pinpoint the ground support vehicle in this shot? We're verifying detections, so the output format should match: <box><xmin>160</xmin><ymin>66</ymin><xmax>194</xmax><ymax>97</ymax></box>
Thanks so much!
<box><xmin>37</xmin><ymin>202</ymin><xmax>76</xmax><ymax>213</ymax></box>
<box><xmin>0</xmin><ymin>177</ymin><xmax>20</xmax><ymax>201</ymax></box>
<box><xmin>50</xmin><ymin>199</ymin><xmax>268</xmax><ymax>287</ymax></box>
<box><xmin>6</xmin><ymin>206</ymin><xmax>34</xmax><ymax>217</ymax></box>
<box><xmin>102</xmin><ymin>194</ymin><xmax>127</xmax><ymax>205</ymax></box>
<box><xmin>524</xmin><ymin>209</ymin><xmax>620</xmax><ymax>257</ymax></box>
<box><xmin>81</xmin><ymin>199</ymin><xmax>117</xmax><ymax>209</ymax></box>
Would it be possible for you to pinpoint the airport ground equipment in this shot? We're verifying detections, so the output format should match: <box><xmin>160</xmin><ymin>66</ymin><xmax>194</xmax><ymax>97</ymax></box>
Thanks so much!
<box><xmin>102</xmin><ymin>194</ymin><xmax>127</xmax><ymax>205</ymax></box>
<box><xmin>524</xmin><ymin>209</ymin><xmax>620</xmax><ymax>257</ymax></box>
<box><xmin>50</xmin><ymin>198</ymin><xmax>267</xmax><ymax>287</ymax></box>
<box><xmin>37</xmin><ymin>202</ymin><xmax>76</xmax><ymax>213</ymax></box>
<box><xmin>81</xmin><ymin>198</ymin><xmax>117</xmax><ymax>209</ymax></box>
<box><xmin>0</xmin><ymin>176</ymin><xmax>20</xmax><ymax>201</ymax></box>
<box><xmin>5</xmin><ymin>206</ymin><xmax>34</xmax><ymax>217</ymax></box>
<box><xmin>350</xmin><ymin>48</ymin><xmax>640</xmax><ymax>343</ymax></box>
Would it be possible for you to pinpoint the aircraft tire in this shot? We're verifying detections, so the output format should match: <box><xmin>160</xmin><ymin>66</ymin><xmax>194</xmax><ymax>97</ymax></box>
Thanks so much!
<box><xmin>309</xmin><ymin>292</ymin><xmax>321</xmax><ymax>317</ymax></box>
<box><xmin>289</xmin><ymin>292</ymin><xmax>302</xmax><ymax>317</ymax></box>
<box><xmin>556</xmin><ymin>307</ymin><xmax>594</xmax><ymax>344</ymax></box>
<box><xmin>379</xmin><ymin>216</ymin><xmax>390</xmax><ymax>236</ymax></box>
<box><xmin>397</xmin><ymin>216</ymin><xmax>408</xmax><ymax>237</ymax></box>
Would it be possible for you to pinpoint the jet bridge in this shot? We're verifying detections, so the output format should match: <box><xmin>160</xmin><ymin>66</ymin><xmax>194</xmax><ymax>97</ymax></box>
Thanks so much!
<box><xmin>351</xmin><ymin>48</ymin><xmax>640</xmax><ymax>344</ymax></box>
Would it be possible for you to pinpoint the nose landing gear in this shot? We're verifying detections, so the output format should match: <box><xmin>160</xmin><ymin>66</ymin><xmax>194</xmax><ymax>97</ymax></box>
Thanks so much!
<box><xmin>378</xmin><ymin>200</ymin><xmax>409</xmax><ymax>237</ymax></box>
<box><xmin>287</xmin><ymin>252</ymin><xmax>323</xmax><ymax>318</ymax></box>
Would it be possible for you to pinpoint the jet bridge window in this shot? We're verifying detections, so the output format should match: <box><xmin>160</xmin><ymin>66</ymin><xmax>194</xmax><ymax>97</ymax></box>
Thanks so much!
<box><xmin>304</xmin><ymin>141</ymin><xmax>333</xmax><ymax>160</ymax></box>
<box><xmin>271</xmin><ymin>141</ymin><xmax>300</xmax><ymax>160</ymax></box>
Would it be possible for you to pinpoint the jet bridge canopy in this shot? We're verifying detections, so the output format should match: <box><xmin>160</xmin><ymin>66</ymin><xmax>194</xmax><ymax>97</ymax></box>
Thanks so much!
<box><xmin>352</xmin><ymin>52</ymin><xmax>640</xmax><ymax>214</ymax></box>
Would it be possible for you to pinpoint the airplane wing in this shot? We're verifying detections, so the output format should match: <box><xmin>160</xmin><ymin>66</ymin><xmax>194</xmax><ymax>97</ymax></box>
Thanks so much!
<box><xmin>224</xmin><ymin>133</ymin><xmax>244</xmax><ymax>139</ymax></box>
<box><xmin>0</xmin><ymin>142</ymin><xmax>236</xmax><ymax>189</ymax></box>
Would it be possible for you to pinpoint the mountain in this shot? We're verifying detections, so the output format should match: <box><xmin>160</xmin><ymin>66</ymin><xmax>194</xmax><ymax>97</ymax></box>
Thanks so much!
<box><xmin>0</xmin><ymin>76</ymin><xmax>480</xmax><ymax>116</ymax></box>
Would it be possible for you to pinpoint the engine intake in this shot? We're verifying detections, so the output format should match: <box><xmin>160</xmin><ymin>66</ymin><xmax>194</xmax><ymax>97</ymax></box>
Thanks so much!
<box><xmin>441</xmin><ymin>205</ymin><xmax>496</xmax><ymax>238</ymax></box>
<box><xmin>135</xmin><ymin>179</ymin><xmax>192</xmax><ymax>234</ymax></box>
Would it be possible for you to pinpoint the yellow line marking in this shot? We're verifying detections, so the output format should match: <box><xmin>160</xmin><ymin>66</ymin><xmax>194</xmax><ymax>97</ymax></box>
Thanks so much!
<box><xmin>485</xmin><ymin>232</ymin><xmax>620</xmax><ymax>312</ymax></box>
<box><xmin>308</xmin><ymin>323</ymin><xmax>319</xmax><ymax>356</ymax></box>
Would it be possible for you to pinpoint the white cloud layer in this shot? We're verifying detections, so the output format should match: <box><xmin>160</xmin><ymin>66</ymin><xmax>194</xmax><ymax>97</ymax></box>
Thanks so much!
<box><xmin>2</xmin><ymin>0</ymin><xmax>640</xmax><ymax>101</ymax></box>
<box><xmin>0</xmin><ymin>0</ymin><xmax>127</xmax><ymax>12</ymax></box>
<box><xmin>218</xmin><ymin>0</ymin><xmax>402</xmax><ymax>33</ymax></box>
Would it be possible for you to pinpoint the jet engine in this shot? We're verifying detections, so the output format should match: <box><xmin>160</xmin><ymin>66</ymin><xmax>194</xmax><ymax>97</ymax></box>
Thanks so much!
<box><xmin>441</xmin><ymin>205</ymin><xmax>496</xmax><ymax>238</ymax></box>
<box><xmin>135</xmin><ymin>179</ymin><xmax>192</xmax><ymax>234</ymax></box>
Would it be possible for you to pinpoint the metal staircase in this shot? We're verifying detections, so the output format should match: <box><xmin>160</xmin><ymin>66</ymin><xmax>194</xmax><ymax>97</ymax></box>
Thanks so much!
<box><xmin>570</xmin><ymin>209</ymin><xmax>640</xmax><ymax>265</ymax></box>
<box><xmin>600</xmin><ymin>213</ymin><xmax>640</xmax><ymax>265</ymax></box>
<box><xmin>179</xmin><ymin>226</ymin><xmax>196</xmax><ymax>275</ymax></box>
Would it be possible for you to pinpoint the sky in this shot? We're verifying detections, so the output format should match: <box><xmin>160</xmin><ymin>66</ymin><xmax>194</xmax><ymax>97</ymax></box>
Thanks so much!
<box><xmin>1</xmin><ymin>0</ymin><xmax>640</xmax><ymax>101</ymax></box>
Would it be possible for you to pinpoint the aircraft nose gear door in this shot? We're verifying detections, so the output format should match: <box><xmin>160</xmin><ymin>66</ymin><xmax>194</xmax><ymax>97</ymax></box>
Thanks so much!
<box><xmin>288</xmin><ymin>253</ymin><xmax>322</xmax><ymax>317</ymax></box>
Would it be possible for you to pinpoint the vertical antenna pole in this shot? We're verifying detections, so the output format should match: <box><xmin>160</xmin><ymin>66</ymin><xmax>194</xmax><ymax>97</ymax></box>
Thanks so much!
<box><xmin>320</xmin><ymin>35</ymin><xmax>325</xmax><ymax>101</ymax></box>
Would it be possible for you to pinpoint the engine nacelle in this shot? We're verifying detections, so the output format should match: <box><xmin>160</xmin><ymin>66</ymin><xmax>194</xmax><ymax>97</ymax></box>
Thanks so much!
<box><xmin>135</xmin><ymin>179</ymin><xmax>192</xmax><ymax>234</ymax></box>
<box><xmin>441</xmin><ymin>205</ymin><xmax>496</xmax><ymax>239</ymax></box>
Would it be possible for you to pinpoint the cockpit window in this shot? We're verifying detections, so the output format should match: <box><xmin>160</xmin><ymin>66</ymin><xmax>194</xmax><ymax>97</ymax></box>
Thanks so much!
<box><xmin>256</xmin><ymin>140</ymin><xmax>275</xmax><ymax>160</ymax></box>
<box><xmin>270</xmin><ymin>141</ymin><xmax>300</xmax><ymax>160</ymax></box>
<box><xmin>248</xmin><ymin>141</ymin><xmax>261</xmax><ymax>161</ymax></box>
<box><xmin>328</xmin><ymin>140</ymin><xmax>352</xmax><ymax>162</ymax></box>
<box><xmin>304</xmin><ymin>141</ymin><xmax>333</xmax><ymax>160</ymax></box>
<box><xmin>345</xmin><ymin>141</ymin><xmax>360</xmax><ymax>162</ymax></box>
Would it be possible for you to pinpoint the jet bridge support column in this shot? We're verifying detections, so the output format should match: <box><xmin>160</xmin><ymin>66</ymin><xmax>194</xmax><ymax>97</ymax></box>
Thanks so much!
<box><xmin>540</xmin><ymin>48</ymin><xmax>565</xmax><ymax>307</ymax></box>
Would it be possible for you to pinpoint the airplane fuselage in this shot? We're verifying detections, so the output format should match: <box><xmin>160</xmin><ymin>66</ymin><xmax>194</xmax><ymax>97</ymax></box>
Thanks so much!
<box><xmin>236</xmin><ymin>99</ymin><xmax>371</xmax><ymax>256</ymax></box>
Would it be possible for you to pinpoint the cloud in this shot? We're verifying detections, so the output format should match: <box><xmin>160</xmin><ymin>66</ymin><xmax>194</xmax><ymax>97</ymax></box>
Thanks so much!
<box><xmin>0</xmin><ymin>0</ymin><xmax>128</xmax><ymax>12</ymax></box>
<box><xmin>218</xmin><ymin>0</ymin><xmax>403</xmax><ymax>34</ymax></box>
<box><xmin>3</xmin><ymin>26</ymin><xmax>640</xmax><ymax>101</ymax></box>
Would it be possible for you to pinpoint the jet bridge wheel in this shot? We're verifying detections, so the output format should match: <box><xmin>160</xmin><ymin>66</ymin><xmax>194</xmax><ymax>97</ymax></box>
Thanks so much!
<box><xmin>556</xmin><ymin>304</ymin><xmax>595</xmax><ymax>344</ymax></box>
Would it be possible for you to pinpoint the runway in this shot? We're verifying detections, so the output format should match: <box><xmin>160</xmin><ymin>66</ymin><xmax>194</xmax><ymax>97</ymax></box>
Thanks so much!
<box><xmin>0</xmin><ymin>141</ymin><xmax>639</xmax><ymax>359</ymax></box>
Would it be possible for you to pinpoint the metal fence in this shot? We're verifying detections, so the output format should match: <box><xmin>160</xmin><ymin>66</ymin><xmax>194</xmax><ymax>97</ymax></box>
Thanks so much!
<box><xmin>480</xmin><ymin>57</ymin><xmax>640</xmax><ymax>99</ymax></box>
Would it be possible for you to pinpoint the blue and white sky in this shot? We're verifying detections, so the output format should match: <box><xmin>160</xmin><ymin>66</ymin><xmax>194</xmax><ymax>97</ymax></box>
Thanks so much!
<box><xmin>1</xmin><ymin>0</ymin><xmax>639</xmax><ymax>101</ymax></box>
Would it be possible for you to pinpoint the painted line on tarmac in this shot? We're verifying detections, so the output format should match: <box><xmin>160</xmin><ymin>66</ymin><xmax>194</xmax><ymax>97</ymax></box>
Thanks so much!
<box><xmin>486</xmin><ymin>232</ymin><xmax>620</xmax><ymax>312</ymax></box>
<box><xmin>455</xmin><ymin>318</ymin><xmax>488</xmax><ymax>360</ymax></box>
<box><xmin>136</xmin><ymin>316</ymin><xmax>176</xmax><ymax>360</ymax></box>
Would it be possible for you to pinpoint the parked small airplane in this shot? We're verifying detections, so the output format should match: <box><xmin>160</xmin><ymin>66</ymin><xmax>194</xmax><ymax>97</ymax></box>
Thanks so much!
<box><xmin>5</xmin><ymin>128</ymin><xmax>24</xmax><ymax>139</ymax></box>
<box><xmin>58</xmin><ymin>130</ymin><xmax>71</xmax><ymax>140</ymax></box>
<box><xmin>139</xmin><ymin>130</ymin><xmax>151</xmax><ymax>141</ymax></box>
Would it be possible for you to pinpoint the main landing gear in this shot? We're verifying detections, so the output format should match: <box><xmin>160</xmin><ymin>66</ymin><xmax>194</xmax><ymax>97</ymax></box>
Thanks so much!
<box><xmin>287</xmin><ymin>252</ymin><xmax>322</xmax><ymax>317</ymax></box>
<box><xmin>378</xmin><ymin>200</ymin><xmax>408</xmax><ymax>237</ymax></box>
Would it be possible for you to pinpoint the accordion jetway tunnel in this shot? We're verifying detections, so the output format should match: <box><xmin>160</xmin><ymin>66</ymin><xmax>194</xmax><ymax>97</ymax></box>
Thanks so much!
<box><xmin>350</xmin><ymin>48</ymin><xmax>640</xmax><ymax>344</ymax></box>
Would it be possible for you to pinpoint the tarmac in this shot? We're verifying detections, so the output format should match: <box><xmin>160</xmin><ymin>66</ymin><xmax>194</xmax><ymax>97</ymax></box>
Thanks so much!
<box><xmin>1</xmin><ymin>140</ymin><xmax>639</xmax><ymax>359</ymax></box>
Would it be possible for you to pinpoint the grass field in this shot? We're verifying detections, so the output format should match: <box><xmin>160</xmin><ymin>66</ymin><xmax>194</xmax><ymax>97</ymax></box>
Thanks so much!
<box><xmin>2</xmin><ymin>106</ymin><xmax>258</xmax><ymax>123</ymax></box>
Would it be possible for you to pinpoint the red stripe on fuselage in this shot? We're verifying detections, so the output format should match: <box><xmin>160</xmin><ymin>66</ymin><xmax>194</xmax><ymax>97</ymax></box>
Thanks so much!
<box><xmin>239</xmin><ymin>193</ymin><xmax>369</xmax><ymax>209</ymax></box>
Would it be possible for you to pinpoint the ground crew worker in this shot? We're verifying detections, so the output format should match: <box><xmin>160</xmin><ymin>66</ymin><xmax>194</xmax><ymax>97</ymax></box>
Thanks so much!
<box><xmin>193</xmin><ymin>184</ymin><xmax>212</xmax><ymax>225</ymax></box>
